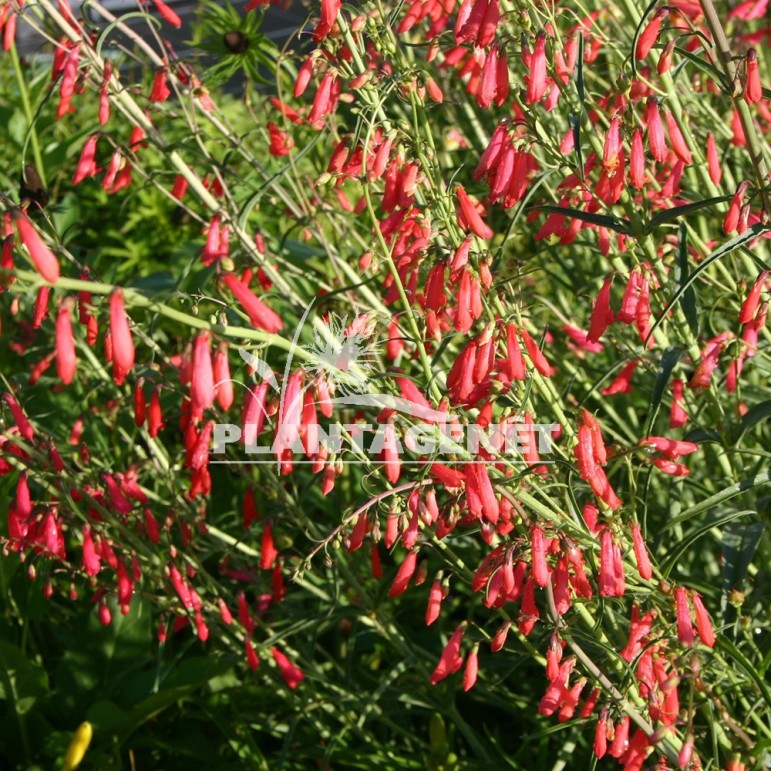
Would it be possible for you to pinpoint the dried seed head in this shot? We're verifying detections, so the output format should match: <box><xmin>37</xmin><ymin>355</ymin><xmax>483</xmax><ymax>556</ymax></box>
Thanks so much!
<box><xmin>223</xmin><ymin>31</ymin><xmax>249</xmax><ymax>53</ymax></box>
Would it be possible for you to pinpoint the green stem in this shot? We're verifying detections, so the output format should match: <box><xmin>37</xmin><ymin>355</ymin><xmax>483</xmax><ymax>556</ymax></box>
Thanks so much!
<box><xmin>9</xmin><ymin>42</ymin><xmax>46</xmax><ymax>188</ymax></box>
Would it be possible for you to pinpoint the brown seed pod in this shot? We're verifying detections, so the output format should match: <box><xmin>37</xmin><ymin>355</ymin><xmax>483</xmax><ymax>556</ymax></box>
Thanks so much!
<box><xmin>19</xmin><ymin>164</ymin><xmax>49</xmax><ymax>209</ymax></box>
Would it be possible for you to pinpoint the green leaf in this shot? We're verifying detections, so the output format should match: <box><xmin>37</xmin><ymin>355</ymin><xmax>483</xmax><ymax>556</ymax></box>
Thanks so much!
<box><xmin>7</xmin><ymin>110</ymin><xmax>27</xmax><ymax>149</ymax></box>
<box><xmin>661</xmin><ymin>509</ymin><xmax>755</xmax><ymax>579</ymax></box>
<box><xmin>734</xmin><ymin>399</ymin><xmax>771</xmax><ymax>444</ymax></box>
<box><xmin>675</xmin><ymin>222</ymin><xmax>698</xmax><ymax>336</ymax></box>
<box><xmin>716</xmin><ymin>635</ymin><xmax>771</xmax><ymax>710</ymax></box>
<box><xmin>673</xmin><ymin>45</ymin><xmax>730</xmax><ymax>91</ymax></box>
<box><xmin>645</xmin><ymin>346</ymin><xmax>683</xmax><ymax>435</ymax></box>
<box><xmin>646</xmin><ymin>224</ymin><xmax>771</xmax><ymax>343</ymax></box>
<box><xmin>662</xmin><ymin>470</ymin><xmax>771</xmax><ymax>531</ymax></box>
<box><xmin>527</xmin><ymin>205</ymin><xmax>632</xmax><ymax>235</ymax></box>
<box><xmin>722</xmin><ymin>521</ymin><xmax>765</xmax><ymax>596</ymax></box>
<box><xmin>0</xmin><ymin>640</ymin><xmax>49</xmax><ymax>716</ymax></box>
<box><xmin>575</xmin><ymin>33</ymin><xmax>585</xmax><ymax>105</ymax></box>
<box><xmin>644</xmin><ymin>195</ymin><xmax>732</xmax><ymax>234</ymax></box>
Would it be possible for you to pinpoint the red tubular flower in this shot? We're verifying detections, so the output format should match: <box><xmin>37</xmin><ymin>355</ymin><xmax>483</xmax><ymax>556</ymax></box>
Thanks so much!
<box><xmin>490</xmin><ymin>621</ymin><xmax>510</xmax><ymax>652</ymax></box>
<box><xmin>380</xmin><ymin>422</ymin><xmax>402</xmax><ymax>484</ymax></box>
<box><xmin>602</xmin><ymin>116</ymin><xmax>622</xmax><ymax>173</ymax></box>
<box><xmin>73</xmin><ymin>134</ymin><xmax>100</xmax><ymax>185</ymax></box>
<box><xmin>150</xmin><ymin>0</ymin><xmax>182</xmax><ymax>27</ymax></box>
<box><xmin>390</xmin><ymin>549</ymin><xmax>418</xmax><ymax>598</ymax></box>
<box><xmin>99</xmin><ymin>60</ymin><xmax>111</xmax><ymax>125</ymax></box>
<box><xmin>148</xmin><ymin>387</ymin><xmax>164</xmax><ymax>436</ymax></box>
<box><xmin>539</xmin><ymin>658</ymin><xmax>575</xmax><ymax>716</ymax></box>
<box><xmin>81</xmin><ymin>526</ymin><xmax>101</xmax><ymax>577</ymax></box>
<box><xmin>745</xmin><ymin>49</ymin><xmax>762</xmax><ymax>104</ymax></box>
<box><xmin>519</xmin><ymin>328</ymin><xmax>554</xmax><ymax>376</ymax></box>
<box><xmin>260</xmin><ymin>522</ymin><xmax>278</xmax><ymax>570</ymax></box>
<box><xmin>477</xmin><ymin>46</ymin><xmax>498</xmax><ymax>109</ymax></box>
<box><xmin>601</xmin><ymin>359</ymin><xmax>638</xmax><ymax>396</ymax></box>
<box><xmin>723</xmin><ymin>181</ymin><xmax>748</xmax><ymax>234</ymax></box>
<box><xmin>593</xmin><ymin>710</ymin><xmax>609</xmax><ymax>758</ymax></box>
<box><xmin>212</xmin><ymin>343</ymin><xmax>234</xmax><ymax>411</ymax></box>
<box><xmin>645</xmin><ymin>97</ymin><xmax>667</xmax><ymax>163</ymax></box>
<box><xmin>531</xmin><ymin>525</ymin><xmax>550</xmax><ymax>587</ymax></box>
<box><xmin>313</xmin><ymin>0</ymin><xmax>341</xmax><ymax>41</ymax></box>
<box><xmin>33</xmin><ymin>286</ymin><xmax>51</xmax><ymax>328</ymax></box>
<box><xmin>674</xmin><ymin>586</ymin><xmax>696</xmax><ymax>646</ymax></box>
<box><xmin>456</xmin><ymin>185</ymin><xmax>494</xmax><ymax>239</ymax></box>
<box><xmin>658</xmin><ymin>39</ymin><xmax>675</xmax><ymax>74</ymax></box>
<box><xmin>244</xmin><ymin>639</ymin><xmax>260</xmax><ymax>670</ymax></box>
<box><xmin>526</xmin><ymin>32</ymin><xmax>548</xmax><ymax>105</ymax></box>
<box><xmin>109</xmin><ymin>290</ymin><xmax>135</xmax><ymax>383</ymax></box>
<box><xmin>620</xmin><ymin>605</ymin><xmax>654</xmax><ymax>661</ymax></box>
<box><xmin>669</xmin><ymin>378</ymin><xmax>688</xmax><ymax>428</ymax></box>
<box><xmin>222</xmin><ymin>273</ymin><xmax>283</xmax><ymax>333</ymax></box>
<box><xmin>664</xmin><ymin>110</ymin><xmax>692</xmax><ymax>164</ymax></box>
<box><xmin>133</xmin><ymin>382</ymin><xmax>146</xmax><ymax>426</ymax></box>
<box><xmin>636</xmin><ymin>7</ymin><xmax>667</xmax><ymax>60</ymax></box>
<box><xmin>294</xmin><ymin>56</ymin><xmax>315</xmax><ymax>98</ymax></box>
<box><xmin>13</xmin><ymin>212</ymin><xmax>60</xmax><ymax>283</ymax></box>
<box><xmin>3</xmin><ymin>391</ymin><xmax>35</xmax><ymax>442</ymax></box>
<box><xmin>429</xmin><ymin>624</ymin><xmax>465</xmax><ymax>684</ymax></box>
<box><xmin>272</xmin><ymin>647</ymin><xmax>305</xmax><ymax>689</ymax></box>
<box><xmin>739</xmin><ymin>271</ymin><xmax>769</xmax><ymax>324</ymax></box>
<box><xmin>57</xmin><ymin>44</ymin><xmax>80</xmax><ymax>119</ymax></box>
<box><xmin>599</xmin><ymin>529</ymin><xmax>618</xmax><ymax>597</ymax></box>
<box><xmin>639</xmin><ymin>436</ymin><xmax>698</xmax><ymax>459</ymax></box>
<box><xmin>190</xmin><ymin>332</ymin><xmax>214</xmax><ymax>419</ymax></box>
<box><xmin>704</xmin><ymin>133</ymin><xmax>722</xmax><ymax>185</ymax></box>
<box><xmin>587</xmin><ymin>275</ymin><xmax>614</xmax><ymax>343</ymax></box>
<box><xmin>55</xmin><ymin>300</ymin><xmax>77</xmax><ymax>385</ymax></box>
<box><xmin>426</xmin><ymin>577</ymin><xmax>444</xmax><ymax>625</ymax></box>
<box><xmin>462</xmin><ymin>647</ymin><xmax>479</xmax><ymax>691</ymax></box>
<box><xmin>150</xmin><ymin>69</ymin><xmax>171</xmax><ymax>102</ymax></box>
<box><xmin>689</xmin><ymin>332</ymin><xmax>732</xmax><ymax>389</ymax></box>
<box><xmin>731</xmin><ymin>108</ymin><xmax>746</xmax><ymax>146</ymax></box>
<box><xmin>477</xmin><ymin>0</ymin><xmax>499</xmax><ymax>47</ymax></box>
<box><xmin>453</xmin><ymin>269</ymin><xmax>483</xmax><ymax>334</ymax></box>
<box><xmin>308</xmin><ymin>72</ymin><xmax>340</xmax><ymax>125</ymax></box>
<box><xmin>608</xmin><ymin>715</ymin><xmax>630</xmax><ymax>758</ymax></box>
<box><xmin>691</xmin><ymin>592</ymin><xmax>716</xmax><ymax>647</ymax></box>
<box><xmin>268</xmin><ymin>122</ymin><xmax>294</xmax><ymax>156</ymax></box>
<box><xmin>242</xmin><ymin>381</ymin><xmax>270</xmax><ymax>447</ymax></box>
<box><xmin>617</xmin><ymin>270</ymin><xmax>641</xmax><ymax>324</ymax></box>
<box><xmin>630</xmin><ymin>522</ymin><xmax>653</xmax><ymax>580</ymax></box>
